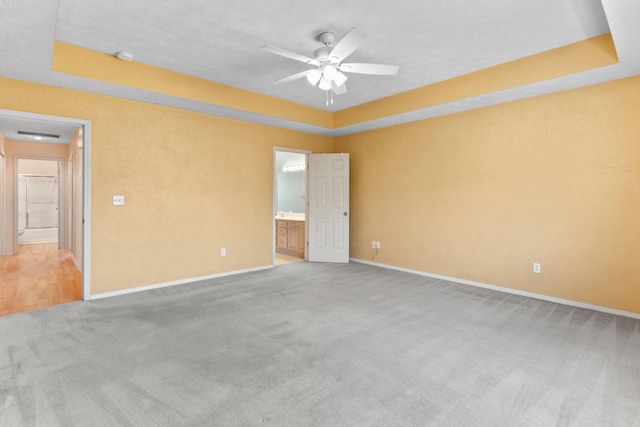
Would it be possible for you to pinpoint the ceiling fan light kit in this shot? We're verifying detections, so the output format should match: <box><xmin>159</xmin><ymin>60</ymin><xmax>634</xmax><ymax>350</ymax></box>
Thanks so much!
<box><xmin>306</xmin><ymin>69</ymin><xmax>322</xmax><ymax>85</ymax></box>
<box><xmin>262</xmin><ymin>28</ymin><xmax>399</xmax><ymax>105</ymax></box>
<box><xmin>318</xmin><ymin>77</ymin><xmax>332</xmax><ymax>91</ymax></box>
<box><xmin>322</xmin><ymin>64</ymin><xmax>338</xmax><ymax>81</ymax></box>
<box><xmin>333</xmin><ymin>70</ymin><xmax>348</xmax><ymax>87</ymax></box>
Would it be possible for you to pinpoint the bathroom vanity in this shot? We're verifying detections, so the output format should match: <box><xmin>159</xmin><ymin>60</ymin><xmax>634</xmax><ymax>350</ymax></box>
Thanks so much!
<box><xmin>276</xmin><ymin>215</ymin><xmax>305</xmax><ymax>258</ymax></box>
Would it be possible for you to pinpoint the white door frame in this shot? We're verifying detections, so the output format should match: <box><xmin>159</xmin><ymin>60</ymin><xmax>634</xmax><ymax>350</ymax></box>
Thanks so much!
<box><xmin>0</xmin><ymin>108</ymin><xmax>92</xmax><ymax>300</ymax></box>
<box><xmin>0</xmin><ymin>152</ymin><xmax>5</xmax><ymax>257</ymax></box>
<box><xmin>272</xmin><ymin>146</ymin><xmax>311</xmax><ymax>266</ymax></box>
<box><xmin>13</xmin><ymin>156</ymin><xmax>65</xmax><ymax>251</ymax></box>
<box><xmin>67</xmin><ymin>155</ymin><xmax>73</xmax><ymax>251</ymax></box>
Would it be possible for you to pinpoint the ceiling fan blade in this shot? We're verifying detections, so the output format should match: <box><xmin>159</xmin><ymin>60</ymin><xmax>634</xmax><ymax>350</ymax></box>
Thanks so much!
<box><xmin>331</xmin><ymin>80</ymin><xmax>347</xmax><ymax>95</ymax></box>
<box><xmin>340</xmin><ymin>63</ymin><xmax>399</xmax><ymax>75</ymax></box>
<box><xmin>273</xmin><ymin>70</ymin><xmax>312</xmax><ymax>85</ymax></box>
<box><xmin>329</xmin><ymin>28</ymin><xmax>366</xmax><ymax>62</ymax></box>
<box><xmin>261</xmin><ymin>45</ymin><xmax>319</xmax><ymax>66</ymax></box>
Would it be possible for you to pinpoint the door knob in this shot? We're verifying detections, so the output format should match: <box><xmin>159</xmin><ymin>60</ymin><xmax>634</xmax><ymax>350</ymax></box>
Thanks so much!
<box><xmin>343</xmin><ymin>212</ymin><xmax>348</xmax><ymax>216</ymax></box>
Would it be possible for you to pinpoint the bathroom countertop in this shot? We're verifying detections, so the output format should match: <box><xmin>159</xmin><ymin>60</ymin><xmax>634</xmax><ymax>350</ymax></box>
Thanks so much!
<box><xmin>275</xmin><ymin>213</ymin><xmax>305</xmax><ymax>221</ymax></box>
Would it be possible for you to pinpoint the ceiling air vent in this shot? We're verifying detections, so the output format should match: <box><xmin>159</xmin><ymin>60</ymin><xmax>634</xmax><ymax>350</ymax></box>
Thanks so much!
<box><xmin>17</xmin><ymin>131</ymin><xmax>60</xmax><ymax>139</ymax></box>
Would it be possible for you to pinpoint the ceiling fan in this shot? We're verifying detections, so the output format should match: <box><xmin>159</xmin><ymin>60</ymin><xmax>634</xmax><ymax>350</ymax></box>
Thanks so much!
<box><xmin>261</xmin><ymin>29</ymin><xmax>399</xmax><ymax>103</ymax></box>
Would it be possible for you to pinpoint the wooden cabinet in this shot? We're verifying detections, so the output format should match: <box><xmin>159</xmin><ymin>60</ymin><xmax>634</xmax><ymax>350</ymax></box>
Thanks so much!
<box><xmin>276</xmin><ymin>219</ymin><xmax>305</xmax><ymax>258</ymax></box>
<box><xmin>277</xmin><ymin>220</ymin><xmax>289</xmax><ymax>250</ymax></box>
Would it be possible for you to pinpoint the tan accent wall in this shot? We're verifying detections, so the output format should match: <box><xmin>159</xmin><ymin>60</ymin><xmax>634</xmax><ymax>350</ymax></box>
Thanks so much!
<box><xmin>335</xmin><ymin>75</ymin><xmax>640</xmax><ymax>313</ymax></box>
<box><xmin>334</xmin><ymin>34</ymin><xmax>618</xmax><ymax>128</ymax></box>
<box><xmin>0</xmin><ymin>77</ymin><xmax>333</xmax><ymax>294</ymax></box>
<box><xmin>3</xmin><ymin>139</ymin><xmax>70</xmax><ymax>253</ymax></box>
<box><xmin>52</xmin><ymin>36</ymin><xmax>617</xmax><ymax>132</ymax></box>
<box><xmin>52</xmin><ymin>41</ymin><xmax>334</xmax><ymax>129</ymax></box>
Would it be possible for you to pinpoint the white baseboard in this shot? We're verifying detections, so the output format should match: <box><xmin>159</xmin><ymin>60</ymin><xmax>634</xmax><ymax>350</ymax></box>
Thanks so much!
<box><xmin>351</xmin><ymin>258</ymin><xmax>640</xmax><ymax>320</ymax></box>
<box><xmin>88</xmin><ymin>264</ymin><xmax>273</xmax><ymax>301</ymax></box>
<box><xmin>71</xmin><ymin>254</ymin><xmax>82</xmax><ymax>273</ymax></box>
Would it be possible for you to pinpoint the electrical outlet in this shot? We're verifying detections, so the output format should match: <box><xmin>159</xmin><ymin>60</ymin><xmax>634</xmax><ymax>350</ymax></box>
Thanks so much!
<box><xmin>375</xmin><ymin>242</ymin><xmax>381</xmax><ymax>249</ymax></box>
<box><xmin>533</xmin><ymin>263</ymin><xmax>541</xmax><ymax>274</ymax></box>
<box><xmin>221</xmin><ymin>248</ymin><xmax>226</xmax><ymax>257</ymax></box>
<box><xmin>112</xmin><ymin>195</ymin><xmax>124</xmax><ymax>205</ymax></box>
<box><xmin>372</xmin><ymin>241</ymin><xmax>376</xmax><ymax>248</ymax></box>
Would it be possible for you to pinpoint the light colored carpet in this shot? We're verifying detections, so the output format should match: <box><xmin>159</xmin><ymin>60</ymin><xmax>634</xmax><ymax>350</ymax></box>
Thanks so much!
<box><xmin>1</xmin><ymin>261</ymin><xmax>639</xmax><ymax>426</ymax></box>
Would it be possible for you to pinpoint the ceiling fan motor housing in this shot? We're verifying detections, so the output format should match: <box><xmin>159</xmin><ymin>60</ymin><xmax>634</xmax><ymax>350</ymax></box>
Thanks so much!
<box><xmin>313</xmin><ymin>46</ymin><xmax>333</xmax><ymax>62</ymax></box>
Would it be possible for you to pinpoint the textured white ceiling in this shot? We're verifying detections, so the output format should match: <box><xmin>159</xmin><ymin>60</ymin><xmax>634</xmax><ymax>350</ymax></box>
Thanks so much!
<box><xmin>0</xmin><ymin>0</ymin><xmax>639</xmax><ymax>138</ymax></box>
<box><xmin>53</xmin><ymin>0</ymin><xmax>611</xmax><ymax>111</ymax></box>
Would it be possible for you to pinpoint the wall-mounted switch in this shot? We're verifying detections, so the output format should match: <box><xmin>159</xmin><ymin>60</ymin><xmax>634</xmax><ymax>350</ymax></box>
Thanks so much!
<box><xmin>221</xmin><ymin>248</ymin><xmax>226</xmax><ymax>257</ymax></box>
<box><xmin>533</xmin><ymin>263</ymin><xmax>541</xmax><ymax>274</ymax></box>
<box><xmin>113</xmin><ymin>195</ymin><xmax>124</xmax><ymax>205</ymax></box>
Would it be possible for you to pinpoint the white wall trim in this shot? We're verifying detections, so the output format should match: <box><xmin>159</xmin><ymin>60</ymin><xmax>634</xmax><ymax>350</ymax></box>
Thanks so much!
<box><xmin>351</xmin><ymin>258</ymin><xmax>640</xmax><ymax>320</ymax></box>
<box><xmin>81</xmin><ymin>122</ymin><xmax>91</xmax><ymax>300</ymax></box>
<box><xmin>0</xmin><ymin>152</ymin><xmax>5</xmax><ymax>256</ymax></box>
<box><xmin>67</xmin><ymin>155</ymin><xmax>73</xmax><ymax>251</ymax></box>
<box><xmin>71</xmin><ymin>253</ymin><xmax>81</xmax><ymax>272</ymax></box>
<box><xmin>88</xmin><ymin>264</ymin><xmax>274</xmax><ymax>300</ymax></box>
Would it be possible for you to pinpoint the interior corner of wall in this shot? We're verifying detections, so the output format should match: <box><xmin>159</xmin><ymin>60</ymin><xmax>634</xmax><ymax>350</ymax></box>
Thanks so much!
<box><xmin>0</xmin><ymin>130</ymin><xmax>5</xmax><ymax>156</ymax></box>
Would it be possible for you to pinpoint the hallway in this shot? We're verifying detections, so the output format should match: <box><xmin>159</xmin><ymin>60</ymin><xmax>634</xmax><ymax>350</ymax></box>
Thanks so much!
<box><xmin>0</xmin><ymin>243</ymin><xmax>81</xmax><ymax>316</ymax></box>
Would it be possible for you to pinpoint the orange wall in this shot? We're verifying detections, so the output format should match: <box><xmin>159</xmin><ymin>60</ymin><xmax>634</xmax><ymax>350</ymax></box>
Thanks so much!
<box><xmin>52</xmin><ymin>41</ymin><xmax>334</xmax><ymax>129</ymax></box>
<box><xmin>335</xmin><ymin>75</ymin><xmax>640</xmax><ymax>313</ymax></box>
<box><xmin>52</xmin><ymin>36</ymin><xmax>617</xmax><ymax>132</ymax></box>
<box><xmin>2</xmin><ymin>73</ymin><xmax>639</xmax><ymax>313</ymax></box>
<box><xmin>0</xmin><ymin>77</ymin><xmax>333</xmax><ymax>294</ymax></box>
<box><xmin>335</xmin><ymin>34</ymin><xmax>618</xmax><ymax>128</ymax></box>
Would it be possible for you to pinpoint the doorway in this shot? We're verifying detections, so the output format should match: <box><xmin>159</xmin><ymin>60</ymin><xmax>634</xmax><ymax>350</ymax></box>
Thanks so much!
<box><xmin>16</xmin><ymin>158</ymin><xmax>62</xmax><ymax>247</ymax></box>
<box><xmin>272</xmin><ymin>149</ymin><xmax>352</xmax><ymax>266</ymax></box>
<box><xmin>0</xmin><ymin>109</ymin><xmax>91</xmax><ymax>312</ymax></box>
<box><xmin>273</xmin><ymin>148</ymin><xmax>310</xmax><ymax>266</ymax></box>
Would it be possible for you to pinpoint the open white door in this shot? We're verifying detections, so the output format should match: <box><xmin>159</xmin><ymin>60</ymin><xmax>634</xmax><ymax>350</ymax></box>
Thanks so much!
<box><xmin>308</xmin><ymin>153</ymin><xmax>350</xmax><ymax>263</ymax></box>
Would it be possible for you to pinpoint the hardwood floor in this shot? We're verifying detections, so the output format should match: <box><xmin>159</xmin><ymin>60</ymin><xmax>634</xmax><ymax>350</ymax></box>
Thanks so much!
<box><xmin>275</xmin><ymin>252</ymin><xmax>305</xmax><ymax>265</ymax></box>
<box><xmin>0</xmin><ymin>243</ymin><xmax>81</xmax><ymax>316</ymax></box>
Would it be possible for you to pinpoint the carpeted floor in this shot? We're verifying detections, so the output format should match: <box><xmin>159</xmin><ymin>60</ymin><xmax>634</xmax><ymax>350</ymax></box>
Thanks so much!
<box><xmin>1</xmin><ymin>261</ymin><xmax>639</xmax><ymax>426</ymax></box>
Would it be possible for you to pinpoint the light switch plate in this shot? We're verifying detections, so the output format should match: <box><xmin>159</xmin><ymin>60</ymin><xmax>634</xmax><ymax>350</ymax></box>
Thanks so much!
<box><xmin>113</xmin><ymin>195</ymin><xmax>125</xmax><ymax>205</ymax></box>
